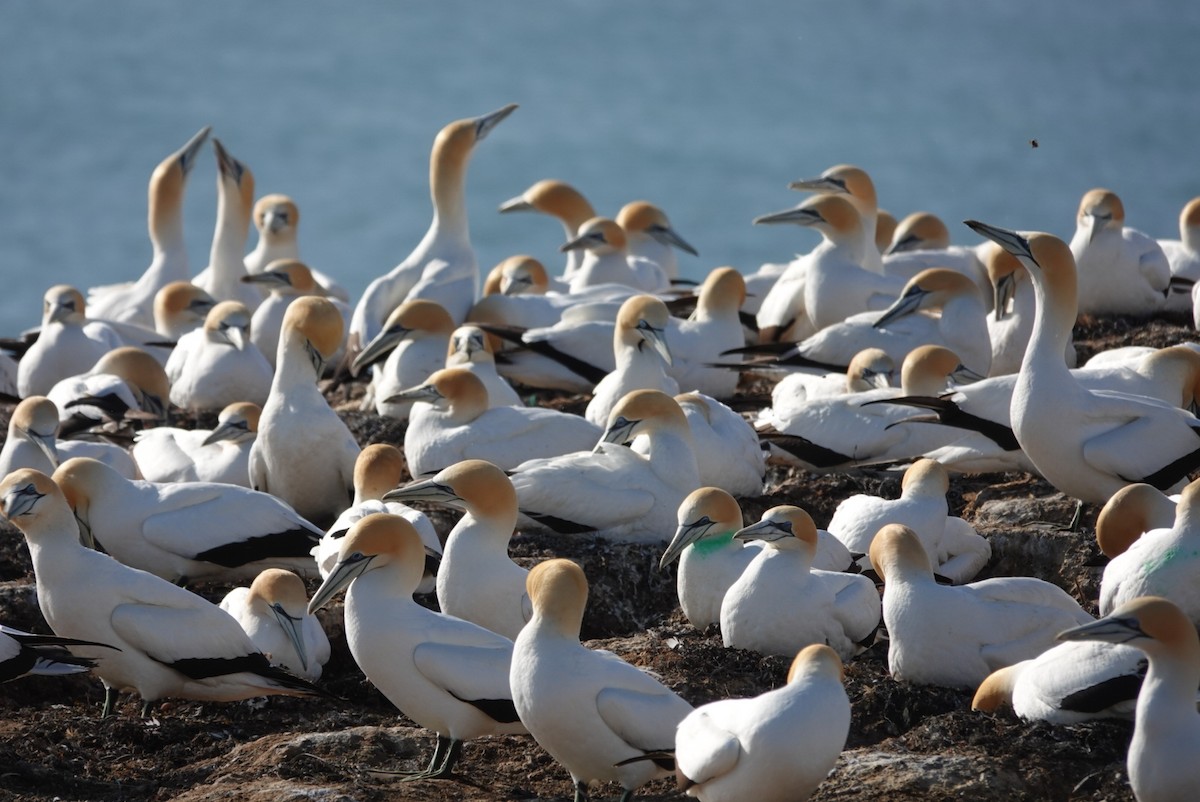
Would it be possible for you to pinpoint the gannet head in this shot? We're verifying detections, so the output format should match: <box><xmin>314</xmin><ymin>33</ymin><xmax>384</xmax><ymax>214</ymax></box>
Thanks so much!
<box><xmin>352</xmin><ymin>444</ymin><xmax>405</xmax><ymax>502</ymax></box>
<box><xmin>253</xmin><ymin>193</ymin><xmax>299</xmax><ymax>240</ymax></box>
<box><xmin>241</xmin><ymin>259</ymin><xmax>318</xmax><ymax>295</ymax></box>
<box><xmin>614</xmin><ymin>295</ymin><xmax>672</xmax><ymax>366</ymax></box>
<box><xmin>616</xmin><ymin>201</ymin><xmax>698</xmax><ymax>256</ymax></box>
<box><xmin>247</xmin><ymin>568</ymin><xmax>312</xmax><ymax>671</ymax></box>
<box><xmin>847</xmin><ymin>348</ymin><xmax>894</xmax><ymax>392</ymax></box>
<box><xmin>51</xmin><ymin>457</ymin><xmax>119</xmax><ymax>548</ymax></box>
<box><xmin>446</xmin><ymin>325</ymin><xmax>495</xmax><ymax>367</ymax></box>
<box><xmin>560</xmin><ymin>217</ymin><xmax>627</xmax><ymax>255</ymax></box>
<box><xmin>601</xmin><ymin>389</ymin><xmax>688</xmax><ymax>446</ymax></box>
<box><xmin>1076</xmin><ymin>188</ymin><xmax>1125</xmax><ymax>244</ymax></box>
<box><xmin>42</xmin><ymin>285</ymin><xmax>86</xmax><ymax>326</ymax></box>
<box><xmin>1180</xmin><ymin>197</ymin><xmax>1200</xmax><ymax>236</ymax></box>
<box><xmin>283</xmin><ymin>296</ymin><xmax>345</xmax><ymax>376</ymax></box>
<box><xmin>387</xmin><ymin>458</ymin><xmax>515</xmax><ymax>521</ymax></box>
<box><xmin>980</xmin><ymin>241</ymin><xmax>1024</xmax><ymax>321</ymax></box>
<box><xmin>433</xmin><ymin>103</ymin><xmax>518</xmax><ymax>173</ymax></box>
<box><xmin>875</xmin><ymin>209</ymin><xmax>898</xmax><ymax>253</ymax></box>
<box><xmin>490</xmin><ymin>255</ymin><xmax>549</xmax><ymax>297</ymax></box>
<box><xmin>212</xmin><ymin>137</ymin><xmax>255</xmax><ymax>209</ymax></box>
<box><xmin>733</xmin><ymin>505</ymin><xmax>818</xmax><ymax>558</ymax></box>
<box><xmin>154</xmin><ymin>281</ymin><xmax>216</xmax><ymax>334</ymax></box>
<box><xmin>497</xmin><ymin>179</ymin><xmax>595</xmax><ymax>228</ymax></box>
<box><xmin>788</xmin><ymin>164</ymin><xmax>878</xmax><ymax>213</ymax></box>
<box><xmin>753</xmin><ymin>194</ymin><xmax>863</xmax><ymax>243</ymax></box>
<box><xmin>971</xmin><ymin>663</ymin><xmax>1021</xmax><ymax>713</ymax></box>
<box><xmin>1058</xmin><ymin>596</ymin><xmax>1199</xmax><ymax>662</ymax></box>
<box><xmin>898</xmin><ymin>344</ymin><xmax>975</xmax><ymax>396</ymax></box>
<box><xmin>788</xmin><ymin>643</ymin><xmax>845</xmax><ymax>684</ymax></box>
<box><xmin>873</xmin><ymin>268</ymin><xmax>981</xmax><ymax>329</ymax></box>
<box><xmin>350</xmin><ymin>299</ymin><xmax>454</xmax><ymax>377</ymax></box>
<box><xmin>148</xmin><ymin>126</ymin><xmax>211</xmax><ymax>228</ymax></box>
<box><xmin>308</xmin><ymin>513</ymin><xmax>425</xmax><ymax>612</ymax></box>
<box><xmin>526</xmin><ymin>558</ymin><xmax>589</xmax><ymax>638</ymax></box>
<box><xmin>965</xmin><ymin>222</ymin><xmax>1076</xmax><ymax>316</ymax></box>
<box><xmin>900</xmin><ymin>458</ymin><xmax>950</xmax><ymax>498</ymax></box>
<box><xmin>385</xmin><ymin>367</ymin><xmax>487</xmax><ymax>420</ymax></box>
<box><xmin>886</xmin><ymin>211</ymin><xmax>951</xmax><ymax>255</ymax></box>
<box><xmin>10</xmin><ymin>396</ymin><xmax>61</xmax><ymax>464</ymax></box>
<box><xmin>1095</xmin><ymin>483</ymin><xmax>1176</xmax><ymax>558</ymax></box>
<box><xmin>660</xmin><ymin>486</ymin><xmax>743</xmax><ymax>569</ymax></box>
<box><xmin>92</xmin><ymin>347</ymin><xmax>171</xmax><ymax>420</ymax></box>
<box><xmin>868</xmin><ymin>523</ymin><xmax>933</xmax><ymax>584</ymax></box>
<box><xmin>695</xmin><ymin>267</ymin><xmax>746</xmax><ymax>315</ymax></box>
<box><xmin>204</xmin><ymin>301</ymin><xmax>252</xmax><ymax>350</ymax></box>
<box><xmin>202</xmin><ymin>401</ymin><xmax>261</xmax><ymax>447</ymax></box>
<box><xmin>0</xmin><ymin>468</ymin><xmax>71</xmax><ymax>535</ymax></box>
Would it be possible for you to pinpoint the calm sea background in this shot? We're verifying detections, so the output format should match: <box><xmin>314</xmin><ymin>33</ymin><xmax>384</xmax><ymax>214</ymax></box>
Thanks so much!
<box><xmin>2</xmin><ymin>1</ymin><xmax>1198</xmax><ymax>331</ymax></box>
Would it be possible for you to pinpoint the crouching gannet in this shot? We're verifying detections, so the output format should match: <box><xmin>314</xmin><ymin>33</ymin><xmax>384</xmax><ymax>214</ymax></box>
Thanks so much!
<box><xmin>1069</xmin><ymin>188</ymin><xmax>1170</xmax><ymax>317</ymax></box>
<box><xmin>131</xmin><ymin>401</ymin><xmax>259</xmax><ymax>486</ymax></box>
<box><xmin>219</xmin><ymin>568</ymin><xmax>330</xmax><ymax>682</ymax></box>
<box><xmin>309</xmin><ymin>513</ymin><xmax>527</xmax><ymax>779</ymax></box>
<box><xmin>0</xmin><ymin>469</ymin><xmax>326</xmax><ymax>716</ymax></box>
<box><xmin>165</xmin><ymin>300</ymin><xmax>273</xmax><ymax>411</ymax></box>
<box><xmin>510</xmin><ymin>559</ymin><xmax>693</xmax><ymax>801</ymax></box>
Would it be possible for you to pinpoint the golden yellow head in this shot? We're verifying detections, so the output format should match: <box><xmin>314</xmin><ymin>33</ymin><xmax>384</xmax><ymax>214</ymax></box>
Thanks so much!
<box><xmin>867</xmin><ymin>523</ymin><xmax>931</xmax><ymax>583</ymax></box>
<box><xmin>283</xmin><ymin>296</ymin><xmax>345</xmax><ymax>359</ymax></box>
<box><xmin>93</xmin><ymin>347</ymin><xmax>171</xmax><ymax>405</ymax></box>
<box><xmin>248</xmin><ymin>568</ymin><xmax>309</xmax><ymax>609</ymax></box>
<box><xmin>253</xmin><ymin>193</ymin><xmax>300</xmax><ymax>235</ymax></box>
<box><xmin>353</xmin><ymin>444</ymin><xmax>406</xmax><ymax>501</ymax></box>
<box><xmin>697</xmin><ymin>267</ymin><xmax>746</xmax><ymax>312</ymax></box>
<box><xmin>901</xmin><ymin>458</ymin><xmax>950</xmax><ymax>496</ymax></box>
<box><xmin>526</xmin><ymin>557</ymin><xmax>589</xmax><ymax>633</ymax></box>
<box><xmin>384</xmin><ymin>299</ymin><xmax>456</xmax><ymax>338</ymax></box>
<box><xmin>787</xmin><ymin>643</ymin><xmax>845</xmax><ymax>684</ymax></box>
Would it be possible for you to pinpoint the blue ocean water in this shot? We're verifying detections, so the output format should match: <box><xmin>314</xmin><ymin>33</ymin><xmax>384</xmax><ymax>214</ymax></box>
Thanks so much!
<box><xmin>2</xmin><ymin>0</ymin><xmax>1198</xmax><ymax>331</ymax></box>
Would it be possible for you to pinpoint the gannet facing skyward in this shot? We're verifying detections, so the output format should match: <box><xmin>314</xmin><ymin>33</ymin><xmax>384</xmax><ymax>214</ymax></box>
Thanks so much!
<box><xmin>1</xmin><ymin>469</ymin><xmax>324</xmax><ymax>716</ymax></box>
<box><xmin>1059</xmin><ymin>597</ymin><xmax>1200</xmax><ymax>801</ymax></box>
<box><xmin>497</xmin><ymin>179</ymin><xmax>597</xmax><ymax>279</ymax></box>
<box><xmin>309</xmin><ymin>513</ymin><xmax>527</xmax><ymax>779</ymax></box>
<box><xmin>87</xmin><ymin>126</ymin><xmax>211</xmax><ymax>328</ymax></box>
<box><xmin>131</xmin><ymin>401</ymin><xmax>259</xmax><ymax>486</ymax></box>
<box><xmin>384</xmin><ymin>460</ymin><xmax>531</xmax><ymax>639</ymax></box>
<box><xmin>615</xmin><ymin>200</ymin><xmax>698</xmax><ymax>282</ymax></box>
<box><xmin>1069</xmin><ymin>188</ymin><xmax>1170</xmax><ymax>317</ymax></box>
<box><xmin>350</xmin><ymin>104</ymin><xmax>518</xmax><ymax>355</ymax></box>
<box><xmin>219</xmin><ymin>568</ymin><xmax>330</xmax><ymax>682</ymax></box>
<box><xmin>584</xmin><ymin>295</ymin><xmax>678</xmax><ymax>427</ymax></box>
<box><xmin>165</xmin><ymin>300</ymin><xmax>273</xmax><ymax>410</ymax></box>
<box><xmin>353</xmin><ymin>299</ymin><xmax>456</xmax><ymax>421</ymax></box>
<box><xmin>0</xmin><ymin>623</ymin><xmax>116</xmax><ymax>683</ymax></box>
<box><xmin>720</xmin><ymin>506</ymin><xmax>880</xmax><ymax>661</ymax></box>
<box><xmin>510</xmin><ymin>559</ymin><xmax>693</xmax><ymax>800</ymax></box>
<box><xmin>192</xmin><ymin>139</ymin><xmax>262</xmax><ymax>310</ymax></box>
<box><xmin>674</xmin><ymin>644</ymin><xmax>850</xmax><ymax>802</ymax></box>
<box><xmin>870</xmin><ymin>524</ymin><xmax>1093</xmax><ymax>689</ymax></box>
<box><xmin>249</xmin><ymin>296</ymin><xmax>359</xmax><ymax>529</ymax></box>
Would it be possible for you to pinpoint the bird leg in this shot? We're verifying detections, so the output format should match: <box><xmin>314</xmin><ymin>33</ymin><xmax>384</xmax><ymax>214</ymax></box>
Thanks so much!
<box><xmin>101</xmin><ymin>686</ymin><xmax>120</xmax><ymax>718</ymax></box>
<box><xmin>422</xmin><ymin>737</ymin><xmax>462</xmax><ymax>779</ymax></box>
<box><xmin>573</xmin><ymin>780</ymin><xmax>590</xmax><ymax>802</ymax></box>
<box><xmin>394</xmin><ymin>735</ymin><xmax>460</xmax><ymax>782</ymax></box>
<box><xmin>617</xmin><ymin>789</ymin><xmax>635</xmax><ymax>802</ymax></box>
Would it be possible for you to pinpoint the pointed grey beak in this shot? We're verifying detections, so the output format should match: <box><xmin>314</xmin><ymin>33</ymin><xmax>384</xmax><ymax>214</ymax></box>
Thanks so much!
<box><xmin>383</xmin><ymin>479</ymin><xmax>461</xmax><ymax>507</ymax></box>
<box><xmin>308</xmin><ymin>553</ymin><xmax>374</xmax><ymax>614</ymax></box>
<box><xmin>1057</xmin><ymin>614</ymin><xmax>1144</xmax><ymax>645</ymax></box>
<box><xmin>788</xmin><ymin>176</ymin><xmax>848</xmax><ymax>194</ymax></box>
<box><xmin>242</xmin><ymin>271</ymin><xmax>292</xmax><ymax>289</ymax></box>
<box><xmin>659</xmin><ymin>516</ymin><xmax>721</xmax><ymax>570</ymax></box>
<box><xmin>202</xmin><ymin>419</ymin><xmax>251</xmax><ymax>446</ymax></box>
<box><xmin>602</xmin><ymin>414</ymin><xmax>640</xmax><ymax>447</ymax></box>
<box><xmin>224</xmin><ymin>325</ymin><xmax>247</xmax><ymax>351</ymax></box>
<box><xmin>865</xmin><ymin>368</ymin><xmax>893</xmax><ymax>391</ymax></box>
<box><xmin>1</xmin><ymin>483</ymin><xmax>45</xmax><ymax>521</ymax></box>
<box><xmin>305</xmin><ymin>340</ymin><xmax>326</xmax><ymax>377</ymax></box>
<box><xmin>269</xmin><ymin>602</ymin><xmax>309</xmax><ymax>672</ymax></box>
<box><xmin>992</xmin><ymin>271</ymin><xmax>1017</xmax><ymax>322</ymax></box>
<box><xmin>884</xmin><ymin>233</ymin><xmax>921</xmax><ymax>256</ymax></box>
<box><xmin>381</xmin><ymin>382</ymin><xmax>442</xmax><ymax>406</ymax></box>
<box><xmin>1087</xmin><ymin>213</ymin><xmax>1110</xmax><ymax>245</ymax></box>
<box><xmin>648</xmin><ymin>224</ymin><xmax>699</xmax><ymax>257</ymax></box>
<box><xmin>212</xmin><ymin>138</ymin><xmax>248</xmax><ymax>185</ymax></box>
<box><xmin>964</xmin><ymin>220</ymin><xmax>1035</xmax><ymax>266</ymax></box>
<box><xmin>501</xmin><ymin>275</ymin><xmax>534</xmax><ymax>295</ymax></box>
<box><xmin>873</xmin><ymin>287</ymin><xmax>927</xmax><ymax>329</ymax></box>
<box><xmin>48</xmin><ymin>300</ymin><xmax>77</xmax><ymax>325</ymax></box>
<box><xmin>350</xmin><ymin>325</ymin><xmax>407</xmax><ymax>377</ymax></box>
<box><xmin>177</xmin><ymin>125</ymin><xmax>213</xmax><ymax>176</ymax></box>
<box><xmin>949</xmin><ymin>363</ymin><xmax>987</xmax><ymax>385</ymax></box>
<box><xmin>560</xmin><ymin>231</ymin><xmax>604</xmax><ymax>252</ymax></box>
<box><xmin>732</xmin><ymin>518</ymin><xmax>792</xmax><ymax>543</ymax></box>
<box><xmin>637</xmin><ymin>322</ymin><xmax>673</xmax><ymax>366</ymax></box>
<box><xmin>24</xmin><ymin>429</ymin><xmax>60</xmax><ymax>465</ymax></box>
<box><xmin>498</xmin><ymin>195</ymin><xmax>535</xmax><ymax>214</ymax></box>
<box><xmin>753</xmin><ymin>207</ymin><xmax>824</xmax><ymax>227</ymax></box>
<box><xmin>474</xmin><ymin>103</ymin><xmax>518</xmax><ymax>142</ymax></box>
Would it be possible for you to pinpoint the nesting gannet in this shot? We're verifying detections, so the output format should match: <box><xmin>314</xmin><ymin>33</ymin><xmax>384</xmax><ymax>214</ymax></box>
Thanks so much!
<box><xmin>1099</xmin><ymin>478</ymin><xmax>1200</xmax><ymax>625</ymax></box>
<box><xmin>350</xmin><ymin>104</ymin><xmax>517</xmax><ymax>354</ymax></box>
<box><xmin>53</xmin><ymin>456</ymin><xmax>321</xmax><ymax>584</ymax></box>
<box><xmin>353</xmin><ymin>299</ymin><xmax>456</xmax><ymax>420</ymax></box>
<box><xmin>192</xmin><ymin>139</ymin><xmax>262</xmax><ymax>310</ymax></box>
<box><xmin>1060</xmin><ymin>597</ymin><xmax>1200</xmax><ymax>801</ymax></box>
<box><xmin>511</xmin><ymin>559</ymin><xmax>693</xmax><ymax>799</ymax></box>
<box><xmin>674</xmin><ymin>644</ymin><xmax>849</xmax><ymax>802</ymax></box>
<box><xmin>87</xmin><ymin>126</ymin><xmax>211</xmax><ymax>328</ymax></box>
<box><xmin>615</xmin><ymin>200</ymin><xmax>698</xmax><ymax>282</ymax></box>
<box><xmin>498</xmin><ymin>179</ymin><xmax>597</xmax><ymax>279</ymax></box>
<box><xmin>880</xmin><ymin>211</ymin><xmax>989</xmax><ymax>302</ymax></box>
<box><xmin>393</xmin><ymin>368</ymin><xmax>601</xmax><ymax>477</ymax></box>
<box><xmin>827</xmin><ymin>459</ymin><xmax>990</xmax><ymax>584</ymax></box>
<box><xmin>564</xmin><ymin>217</ymin><xmax>668</xmax><ymax>294</ymax></box>
<box><xmin>511</xmin><ymin>389</ymin><xmax>700</xmax><ymax>542</ymax></box>
<box><xmin>152</xmin><ymin>281</ymin><xmax>216</xmax><ymax>340</ymax></box>
<box><xmin>755</xmin><ymin>345</ymin><xmax>979</xmax><ymax>470</ymax></box>
<box><xmin>1069</xmin><ymin>188</ymin><xmax>1170</xmax><ymax>317</ymax></box>
<box><xmin>444</xmin><ymin>324</ymin><xmax>522</xmax><ymax>407</ymax></box>
<box><xmin>165</xmin><ymin>301</ymin><xmax>273</xmax><ymax>410</ymax></box>
<box><xmin>309</xmin><ymin>513</ymin><xmax>525</xmax><ymax>777</ymax></box>
<box><xmin>766</xmin><ymin>348</ymin><xmax>893</xmax><ymax>418</ymax></box>
<box><xmin>131</xmin><ymin>401</ymin><xmax>259</xmax><ymax>486</ymax></box>
<box><xmin>720</xmin><ymin>506</ymin><xmax>880</xmax><ymax>660</ymax></box>
<box><xmin>243</xmin><ymin>259</ymin><xmax>349</xmax><ymax>370</ymax></box>
<box><xmin>972</xmin><ymin>639</ymin><xmax>1146</xmax><ymax>724</ymax></box>
<box><xmin>219</xmin><ymin>568</ymin><xmax>329</xmax><ymax>681</ymax></box>
<box><xmin>0</xmin><ymin>623</ymin><xmax>115</xmax><ymax>683</ymax></box>
<box><xmin>0</xmin><ymin>395</ymin><xmax>140</xmax><ymax>480</ymax></box>
<box><xmin>470</xmin><ymin>256</ymin><xmax>634</xmax><ymax>335</ymax></box>
<box><xmin>1160</xmin><ymin>197</ymin><xmax>1200</xmax><ymax>314</ymax></box>
<box><xmin>870</xmin><ymin>524</ymin><xmax>1093</xmax><ymax>688</ymax></box>
<box><xmin>18</xmin><ymin>285</ymin><xmax>123</xmax><ymax>398</ymax></box>
<box><xmin>313</xmin><ymin>444</ymin><xmax>440</xmax><ymax>593</ymax></box>
<box><xmin>660</xmin><ymin>393</ymin><xmax>764</xmax><ymax>498</ymax></box>
<box><xmin>243</xmin><ymin>194</ymin><xmax>348</xmax><ymax>301</ymax></box>
<box><xmin>754</xmin><ymin>194</ymin><xmax>904</xmax><ymax>343</ymax></box>
<box><xmin>967</xmin><ymin>221</ymin><xmax>1200</xmax><ymax>503</ymax></box>
<box><xmin>0</xmin><ymin>469</ymin><xmax>324</xmax><ymax>715</ymax></box>
<box><xmin>1095</xmin><ymin>482</ymin><xmax>1179</xmax><ymax>559</ymax></box>
<box><xmin>585</xmin><ymin>295</ymin><xmax>678</xmax><ymax>427</ymax></box>
<box><xmin>250</xmin><ymin>297</ymin><xmax>358</xmax><ymax>528</ymax></box>
<box><xmin>664</xmin><ymin>267</ymin><xmax>747</xmax><ymax>399</ymax></box>
<box><xmin>788</xmin><ymin>164</ymin><xmax>883</xmax><ymax>273</ymax></box>
<box><xmin>48</xmin><ymin>346</ymin><xmax>170</xmax><ymax>434</ymax></box>
<box><xmin>384</xmin><ymin>460</ymin><xmax>531</xmax><ymax>639</ymax></box>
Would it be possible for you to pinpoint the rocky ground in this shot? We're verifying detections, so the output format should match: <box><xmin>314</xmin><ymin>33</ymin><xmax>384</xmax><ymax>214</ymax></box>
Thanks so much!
<box><xmin>0</xmin><ymin>311</ymin><xmax>1193</xmax><ymax>802</ymax></box>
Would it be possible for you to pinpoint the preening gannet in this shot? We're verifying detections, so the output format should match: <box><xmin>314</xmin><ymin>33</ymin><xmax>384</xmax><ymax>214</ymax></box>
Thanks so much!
<box><xmin>219</xmin><ymin>568</ymin><xmax>330</xmax><ymax>682</ymax></box>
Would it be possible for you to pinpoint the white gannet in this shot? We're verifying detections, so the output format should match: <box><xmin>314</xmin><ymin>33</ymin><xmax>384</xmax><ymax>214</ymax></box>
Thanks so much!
<box><xmin>392</xmin><ymin>368</ymin><xmax>601</xmax><ymax>478</ymax></box>
<box><xmin>152</xmin><ymin>281</ymin><xmax>216</xmax><ymax>340</ymax></box>
<box><xmin>967</xmin><ymin>220</ymin><xmax>1200</xmax><ymax>504</ymax></box>
<box><xmin>1095</xmin><ymin>482</ymin><xmax>1179</xmax><ymax>559</ymax></box>
<box><xmin>165</xmin><ymin>300</ymin><xmax>273</xmax><ymax>411</ymax></box>
<box><xmin>18</xmin><ymin>285</ymin><xmax>123</xmax><ymax>398</ymax></box>
<box><xmin>313</xmin><ymin>444</ymin><xmax>440</xmax><ymax>594</ymax></box>
<box><xmin>309</xmin><ymin>513</ymin><xmax>526</xmax><ymax>778</ymax></box>
<box><xmin>444</xmin><ymin>324</ymin><xmax>523</xmax><ymax>407</ymax></box>
<box><xmin>869</xmin><ymin>524</ymin><xmax>1093</xmax><ymax>689</ymax></box>
<box><xmin>1059</xmin><ymin>596</ymin><xmax>1200</xmax><ymax>801</ymax></box>
<box><xmin>243</xmin><ymin>259</ymin><xmax>350</xmax><ymax>370</ymax></box>
<box><xmin>972</xmin><ymin>639</ymin><xmax>1146</xmax><ymax>724</ymax></box>
<box><xmin>664</xmin><ymin>267</ymin><xmax>747</xmax><ymax>399</ymax></box>
<box><xmin>510</xmin><ymin>559</ymin><xmax>693</xmax><ymax>800</ymax></box>
<box><xmin>353</xmin><ymin>299</ymin><xmax>456</xmax><ymax>421</ymax></box>
<box><xmin>585</xmin><ymin>295</ymin><xmax>678</xmax><ymax>427</ymax></box>
<box><xmin>219</xmin><ymin>568</ymin><xmax>330</xmax><ymax>682</ymax></box>
<box><xmin>1099</xmin><ymin>478</ymin><xmax>1200</xmax><ymax>624</ymax></box>
<box><xmin>87</xmin><ymin>126</ymin><xmax>211</xmax><ymax>328</ymax></box>
<box><xmin>881</xmin><ymin>211</ymin><xmax>989</xmax><ymax>303</ymax></box>
<box><xmin>788</xmin><ymin>164</ymin><xmax>883</xmax><ymax>273</ymax></box>
<box><xmin>615</xmin><ymin>200</ymin><xmax>698</xmax><ymax>283</ymax></box>
<box><xmin>384</xmin><ymin>459</ymin><xmax>531</xmax><ymax>639</ymax></box>
<box><xmin>243</xmin><ymin>193</ymin><xmax>348</xmax><ymax>301</ymax></box>
<box><xmin>1069</xmin><ymin>188</ymin><xmax>1170</xmax><ymax>317</ymax></box>
<box><xmin>350</xmin><ymin>104</ymin><xmax>518</xmax><ymax>353</ymax></box>
<box><xmin>720</xmin><ymin>506</ymin><xmax>880</xmax><ymax>660</ymax></box>
<box><xmin>754</xmin><ymin>194</ymin><xmax>904</xmax><ymax>343</ymax></box>
<box><xmin>766</xmin><ymin>348</ymin><xmax>893</xmax><ymax>418</ymax></box>
<box><xmin>131</xmin><ymin>401</ymin><xmax>260</xmax><ymax>486</ymax></box>
<box><xmin>564</xmin><ymin>217</ymin><xmax>668</xmax><ymax>294</ymax></box>
<box><xmin>192</xmin><ymin>139</ymin><xmax>262</xmax><ymax>310</ymax></box>
<box><xmin>497</xmin><ymin>179</ymin><xmax>597</xmax><ymax>279</ymax></box>
<box><xmin>662</xmin><ymin>393</ymin><xmax>765</xmax><ymax>498</ymax></box>
<box><xmin>1160</xmin><ymin>197</ymin><xmax>1200</xmax><ymax>313</ymax></box>
<box><xmin>982</xmin><ymin>240</ymin><xmax>1077</xmax><ymax>376</ymax></box>
<box><xmin>0</xmin><ymin>469</ymin><xmax>324</xmax><ymax>715</ymax></box>
<box><xmin>0</xmin><ymin>395</ymin><xmax>140</xmax><ymax>480</ymax></box>
<box><xmin>0</xmin><ymin>623</ymin><xmax>115</xmax><ymax>683</ymax></box>
<box><xmin>53</xmin><ymin>456</ymin><xmax>321</xmax><ymax>584</ymax></box>
<box><xmin>249</xmin><ymin>296</ymin><xmax>359</xmax><ymax>528</ymax></box>
<box><xmin>511</xmin><ymin>389</ymin><xmax>700</xmax><ymax>543</ymax></box>
<box><xmin>826</xmin><ymin>459</ymin><xmax>990</xmax><ymax>584</ymax></box>
<box><xmin>674</xmin><ymin>644</ymin><xmax>850</xmax><ymax>802</ymax></box>
<box><xmin>48</xmin><ymin>346</ymin><xmax>170</xmax><ymax>435</ymax></box>
<box><xmin>470</xmin><ymin>256</ymin><xmax>634</xmax><ymax>336</ymax></box>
